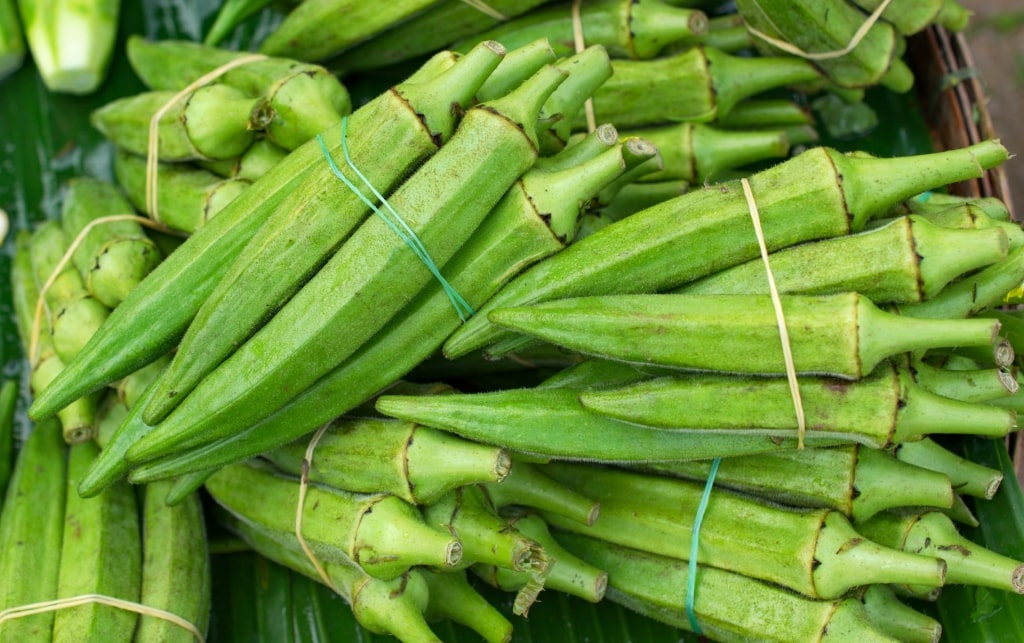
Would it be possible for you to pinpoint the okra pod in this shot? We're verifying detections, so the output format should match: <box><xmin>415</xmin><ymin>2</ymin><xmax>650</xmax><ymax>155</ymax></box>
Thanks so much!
<box><xmin>716</xmin><ymin>97</ymin><xmax>814</xmax><ymax>129</ymax></box>
<box><xmin>625</xmin><ymin>121</ymin><xmax>791</xmax><ymax>183</ymax></box>
<box><xmin>17</xmin><ymin>0</ymin><xmax>118</xmax><ymax>94</ymax></box>
<box><xmin>258</xmin><ymin>0</ymin><xmax>442</xmax><ymax>62</ymax></box>
<box><xmin>91</xmin><ymin>85</ymin><xmax>258</xmax><ymax>161</ymax></box>
<box><xmin>129</xmin><ymin>64</ymin><xmax>568</xmax><ymax>461</ymax></box>
<box><xmin>262</xmin><ymin>416</ymin><xmax>511</xmax><ymax>505</ymax></box>
<box><xmin>52</xmin><ymin>441</ymin><xmax>141</xmax><ymax>642</ymax></box>
<box><xmin>536</xmin><ymin>45</ymin><xmax>613</xmax><ymax>155</ymax></box>
<box><xmin>859</xmin><ymin>511</ymin><xmax>1024</xmax><ymax>595</ymax></box>
<box><xmin>455</xmin><ymin>0</ymin><xmax>709</xmax><ymax>60</ymax></box>
<box><xmin>894</xmin><ymin>437</ymin><xmax>1004</xmax><ymax>500</ymax></box>
<box><xmin>140</xmin><ymin>41</ymin><xmax>508</xmax><ymax>426</ymax></box>
<box><xmin>556</xmin><ymin>531</ymin><xmax>902</xmax><ymax>641</ymax></box>
<box><xmin>901</xmin><ymin>356</ymin><xmax>1018</xmax><ymax>403</ymax></box>
<box><xmin>472</xmin><ymin>511</ymin><xmax>608</xmax><ymax>604</ymax></box>
<box><xmin>206</xmin><ymin>460</ymin><xmax>463</xmax><ymax>579</ymax></box>
<box><xmin>489</xmin><ymin>292</ymin><xmax>1004</xmax><ymax>380</ymax></box>
<box><xmin>850</xmin><ymin>0</ymin><xmax>943</xmax><ymax>35</ymax></box>
<box><xmin>134</xmin><ymin>480</ymin><xmax>211</xmax><ymax>643</ymax></box>
<box><xmin>541</xmin><ymin>462</ymin><xmax>946</xmax><ymax>599</ymax></box>
<box><xmin>59</xmin><ymin>177</ymin><xmax>163</xmax><ymax>308</ymax></box>
<box><xmin>572</xmin><ymin>45</ymin><xmax>822</xmax><ymax>129</ymax></box>
<box><xmin>736</xmin><ymin>0</ymin><xmax>914</xmax><ymax>92</ymax></box>
<box><xmin>594</xmin><ymin>179</ymin><xmax>688</xmax><ymax>222</ymax></box>
<box><xmin>0</xmin><ymin>0</ymin><xmax>24</xmax><ymax>82</ymax></box>
<box><xmin>198</xmin><ymin>138</ymin><xmax>289</xmax><ymax>182</ymax></box>
<box><xmin>858</xmin><ymin>584</ymin><xmax>943</xmax><ymax>643</ymax></box>
<box><xmin>638</xmin><ymin>443</ymin><xmax>954</xmax><ymax>522</ymax></box>
<box><xmin>0</xmin><ymin>419</ymin><xmax>67</xmax><ymax>641</ymax></box>
<box><xmin>376</xmin><ymin>386</ymin><xmax>842</xmax><ymax>464</ymax></box>
<box><xmin>26</xmin><ymin>49</ymin><xmax>497</xmax><ymax>422</ymax></box>
<box><xmin>419</xmin><ymin>569</ymin><xmax>513</xmax><ymax>643</ymax></box>
<box><xmin>676</xmin><ymin>215</ymin><xmax>1009</xmax><ymax>303</ymax></box>
<box><xmin>127</xmin><ymin>128</ymin><xmax>644</xmax><ymax>480</ymax></box>
<box><xmin>421</xmin><ymin>485</ymin><xmax>548</xmax><ymax>575</ymax></box>
<box><xmin>443</xmin><ymin>140</ymin><xmax>1008</xmax><ymax>359</ymax></box>
<box><xmin>474</xmin><ymin>38</ymin><xmax>557</xmax><ymax>103</ymax></box>
<box><xmin>483</xmin><ymin>459</ymin><xmax>600</xmax><ymax>525</ymax></box>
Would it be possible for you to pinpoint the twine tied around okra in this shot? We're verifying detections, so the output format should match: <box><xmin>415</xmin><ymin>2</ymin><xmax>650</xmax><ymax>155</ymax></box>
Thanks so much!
<box><xmin>686</xmin><ymin>178</ymin><xmax>808</xmax><ymax>635</ymax></box>
<box><xmin>28</xmin><ymin>215</ymin><xmax>177</xmax><ymax>369</ymax></box>
<box><xmin>571</xmin><ymin>0</ymin><xmax>597</xmax><ymax>133</ymax></box>
<box><xmin>0</xmin><ymin>594</ymin><xmax>205</xmax><ymax>641</ymax></box>
<box><xmin>743</xmin><ymin>0</ymin><xmax>894</xmax><ymax>61</ymax></box>
<box><xmin>145</xmin><ymin>54</ymin><xmax>269</xmax><ymax>225</ymax></box>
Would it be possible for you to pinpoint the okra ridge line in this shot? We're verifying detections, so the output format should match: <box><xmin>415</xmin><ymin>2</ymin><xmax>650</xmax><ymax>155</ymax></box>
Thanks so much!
<box><xmin>316</xmin><ymin>116</ymin><xmax>474</xmax><ymax>321</ymax></box>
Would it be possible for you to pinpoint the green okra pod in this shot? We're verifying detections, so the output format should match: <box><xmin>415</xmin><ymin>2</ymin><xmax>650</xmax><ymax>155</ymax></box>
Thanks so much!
<box><xmin>216</xmin><ymin>509</ymin><xmax>443</xmax><ymax>643</ymax></box>
<box><xmin>625</xmin><ymin>121</ymin><xmax>790</xmax><ymax>184</ymax></box>
<box><xmin>59</xmin><ymin>178</ymin><xmax>162</xmax><ymax>309</ymax></box>
<box><xmin>899</xmin><ymin>356</ymin><xmax>1018</xmax><ymax>404</ymax></box>
<box><xmin>637</xmin><ymin>443</ymin><xmax>954</xmax><ymax>522</ymax></box>
<box><xmin>455</xmin><ymin>0</ymin><xmax>709</xmax><ymax>60</ymax></box>
<box><xmin>857</xmin><ymin>584</ymin><xmax>942</xmax><ymax>643</ymax></box>
<box><xmin>258</xmin><ymin>0</ymin><xmax>442</xmax><ymax>62</ymax></box>
<box><xmin>376</xmin><ymin>385</ymin><xmax>842</xmax><ymax>464</ymax></box>
<box><xmin>716</xmin><ymin>97</ymin><xmax>814</xmax><ymax>129</ymax></box>
<box><xmin>541</xmin><ymin>462</ymin><xmax>946</xmax><ymax>599</ymax></box>
<box><xmin>594</xmin><ymin>179</ymin><xmax>689</xmax><ymax>222</ymax></box>
<box><xmin>332</xmin><ymin>0</ymin><xmax>551</xmax><ymax>74</ymax></box>
<box><xmin>474</xmin><ymin>38</ymin><xmax>557</xmax><ymax>104</ymax></box>
<box><xmin>198</xmin><ymin>138</ymin><xmax>289</xmax><ymax>182</ymax></box>
<box><xmin>556</xmin><ymin>531</ymin><xmax>902</xmax><ymax>641</ymax></box>
<box><xmin>736</xmin><ymin>0</ymin><xmax>914</xmax><ymax>92</ymax></box>
<box><xmin>126</xmin><ymin>128</ymin><xmax>647</xmax><ymax>481</ymax></box>
<box><xmin>26</xmin><ymin>49</ymin><xmax>492</xmax><ymax>423</ymax></box>
<box><xmin>421</xmin><ymin>485</ymin><xmax>548</xmax><ymax>575</ymax></box>
<box><xmin>443</xmin><ymin>140</ymin><xmax>1008</xmax><ymax>360</ymax></box>
<box><xmin>52</xmin><ymin>441</ymin><xmax>141</xmax><ymax>642</ymax></box>
<box><xmin>91</xmin><ymin>85</ymin><xmax>257</xmax><ymax>161</ymax></box>
<box><xmin>571</xmin><ymin>45</ymin><xmax>822</xmax><ymax>129</ymax></box>
<box><xmin>850</xmin><ymin>0</ymin><xmax>944</xmax><ymax>35</ymax></box>
<box><xmin>134</xmin><ymin>480</ymin><xmax>211</xmax><ymax>643</ymax></box>
<box><xmin>419</xmin><ymin>569</ymin><xmax>513</xmax><ymax>643</ymax></box>
<box><xmin>139</xmin><ymin>41</ymin><xmax>509</xmax><ymax>426</ymax></box>
<box><xmin>129</xmin><ymin>64</ymin><xmax>570</xmax><ymax>462</ymax></box>
<box><xmin>894</xmin><ymin>437</ymin><xmax>1004</xmax><ymax>500</ymax></box>
<box><xmin>0</xmin><ymin>0</ymin><xmax>24</xmax><ymax>82</ymax></box>
<box><xmin>0</xmin><ymin>380</ymin><xmax>14</xmax><ymax>505</ymax></box>
<box><xmin>206</xmin><ymin>460</ymin><xmax>463</xmax><ymax>579</ymax></box>
<box><xmin>0</xmin><ymin>419</ymin><xmax>67</xmax><ymax>642</ymax></box>
<box><xmin>577</xmin><ymin>363</ymin><xmax>1016</xmax><ymax>447</ymax></box>
<box><xmin>676</xmin><ymin>215</ymin><xmax>1009</xmax><ymax>303</ymax></box>
<box><xmin>114</xmin><ymin>150</ymin><xmax>250</xmax><ymax>234</ymax></box>
<box><xmin>490</xmin><ymin>292</ymin><xmax>1005</xmax><ymax>380</ymax></box>
<box><xmin>472</xmin><ymin>511</ymin><xmax>608</xmax><ymax>604</ymax></box>
<box><xmin>262</xmin><ymin>416</ymin><xmax>511</xmax><ymax>505</ymax></box>
<box><xmin>483</xmin><ymin>459</ymin><xmax>600</xmax><ymax>525</ymax></box>
<box><xmin>536</xmin><ymin>45</ymin><xmax>613</xmax><ymax>155</ymax></box>
<box><xmin>906</xmin><ymin>193</ymin><xmax>1011</xmax><ymax>221</ymax></box>
<box><xmin>536</xmin><ymin>356</ymin><xmax>662</xmax><ymax>390</ymax></box>
<box><xmin>859</xmin><ymin>511</ymin><xmax>1024</xmax><ymax>595</ymax></box>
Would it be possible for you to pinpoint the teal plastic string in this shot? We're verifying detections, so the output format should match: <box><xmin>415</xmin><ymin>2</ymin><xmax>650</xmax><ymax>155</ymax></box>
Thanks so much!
<box><xmin>686</xmin><ymin>457</ymin><xmax>721</xmax><ymax>635</ymax></box>
<box><xmin>316</xmin><ymin>117</ymin><xmax>475</xmax><ymax>321</ymax></box>
<box><xmin>915</xmin><ymin>191</ymin><xmax>933</xmax><ymax>203</ymax></box>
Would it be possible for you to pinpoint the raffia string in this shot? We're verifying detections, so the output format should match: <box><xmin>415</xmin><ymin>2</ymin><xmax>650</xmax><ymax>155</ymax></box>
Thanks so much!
<box><xmin>0</xmin><ymin>207</ymin><xmax>9</xmax><ymax>246</ymax></box>
<box><xmin>744</xmin><ymin>0</ymin><xmax>893</xmax><ymax>61</ymax></box>
<box><xmin>740</xmin><ymin>178</ymin><xmax>807</xmax><ymax>448</ymax></box>
<box><xmin>295</xmin><ymin>421</ymin><xmax>346</xmax><ymax>596</ymax></box>
<box><xmin>0</xmin><ymin>594</ymin><xmax>204</xmax><ymax>642</ymax></box>
<box><xmin>458</xmin><ymin>0</ymin><xmax>508</xmax><ymax>21</ymax></box>
<box><xmin>571</xmin><ymin>0</ymin><xmax>597</xmax><ymax>133</ymax></box>
<box><xmin>29</xmin><ymin>214</ymin><xmax>176</xmax><ymax>368</ymax></box>
<box><xmin>146</xmin><ymin>54</ymin><xmax>268</xmax><ymax>223</ymax></box>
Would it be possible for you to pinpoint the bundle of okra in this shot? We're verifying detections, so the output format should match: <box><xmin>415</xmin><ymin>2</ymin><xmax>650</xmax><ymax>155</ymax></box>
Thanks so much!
<box><xmin>4</xmin><ymin>0</ymin><xmax>1024</xmax><ymax>641</ymax></box>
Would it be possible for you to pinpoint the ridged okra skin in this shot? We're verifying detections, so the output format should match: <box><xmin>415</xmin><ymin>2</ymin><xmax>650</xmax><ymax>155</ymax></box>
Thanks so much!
<box><xmin>0</xmin><ymin>419</ymin><xmax>67</xmax><ymax>642</ymax></box>
<box><xmin>443</xmin><ymin>140</ymin><xmax>1008</xmax><ymax>359</ymax></box>
<box><xmin>59</xmin><ymin>177</ymin><xmax>163</xmax><ymax>309</ymax></box>
<box><xmin>206</xmin><ymin>460</ymin><xmax>462</xmax><ymax>580</ymax></box>
<box><xmin>638</xmin><ymin>444</ymin><xmax>954</xmax><ymax>522</ymax></box>
<box><xmin>489</xmin><ymin>292</ymin><xmax>1004</xmax><ymax>380</ymax></box>
<box><xmin>556</xmin><ymin>532</ymin><xmax>900</xmax><ymax>642</ymax></box>
<box><xmin>263</xmin><ymin>416</ymin><xmax>511</xmax><ymax>505</ymax></box>
<box><xmin>26</xmin><ymin>48</ymin><xmax>489</xmax><ymax>422</ymax></box>
<box><xmin>125</xmin><ymin>132</ymin><xmax>644</xmax><ymax>483</ymax></box>
<box><xmin>134</xmin><ymin>480</ymin><xmax>211</xmax><ymax>643</ymax></box>
<box><xmin>736</xmin><ymin>0</ymin><xmax>914</xmax><ymax>92</ymax></box>
<box><xmin>677</xmin><ymin>214</ymin><xmax>1009</xmax><ymax>303</ymax></box>
<box><xmin>127</xmin><ymin>64</ymin><xmax>569</xmax><ymax>463</ymax></box>
<box><xmin>52</xmin><ymin>441</ymin><xmax>141</xmax><ymax>643</ymax></box>
<box><xmin>455</xmin><ymin>0</ymin><xmax>709</xmax><ymax>60</ymax></box>
<box><xmin>141</xmin><ymin>40</ymin><xmax>508</xmax><ymax>426</ymax></box>
<box><xmin>540</xmin><ymin>462</ymin><xmax>946</xmax><ymax>600</ymax></box>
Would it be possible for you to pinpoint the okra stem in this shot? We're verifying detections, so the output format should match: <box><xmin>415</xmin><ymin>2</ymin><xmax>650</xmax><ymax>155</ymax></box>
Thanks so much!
<box><xmin>894</xmin><ymin>437</ymin><xmax>1003</xmax><ymax>499</ymax></box>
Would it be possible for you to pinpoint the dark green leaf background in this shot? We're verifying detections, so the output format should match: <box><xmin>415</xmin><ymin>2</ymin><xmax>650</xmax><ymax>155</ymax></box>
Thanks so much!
<box><xmin>1</xmin><ymin>1</ymin><xmax>1019</xmax><ymax>641</ymax></box>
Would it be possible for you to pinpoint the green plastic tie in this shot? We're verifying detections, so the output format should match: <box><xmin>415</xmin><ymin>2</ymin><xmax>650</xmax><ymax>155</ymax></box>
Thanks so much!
<box><xmin>317</xmin><ymin>117</ymin><xmax>475</xmax><ymax>322</ymax></box>
<box><xmin>686</xmin><ymin>457</ymin><xmax>721</xmax><ymax>635</ymax></box>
